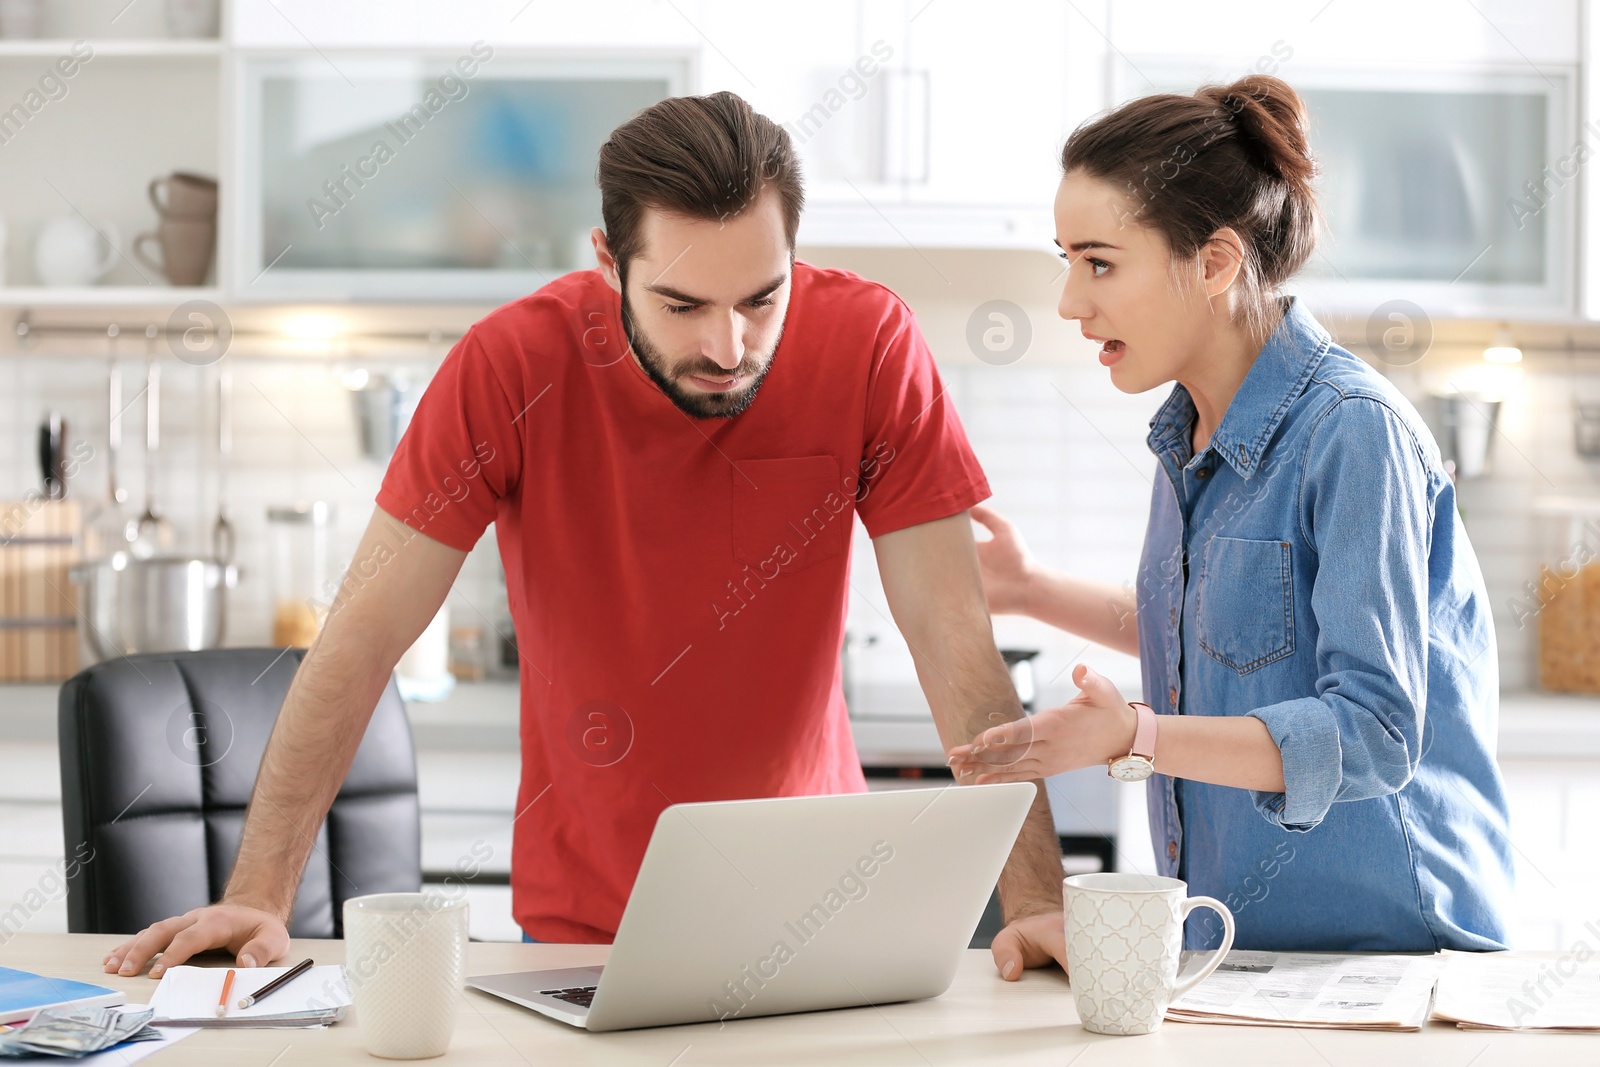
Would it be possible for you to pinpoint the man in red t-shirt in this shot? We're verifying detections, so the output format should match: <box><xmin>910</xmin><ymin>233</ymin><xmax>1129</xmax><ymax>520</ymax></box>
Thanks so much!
<box><xmin>104</xmin><ymin>92</ymin><xmax>1067</xmax><ymax>982</ymax></box>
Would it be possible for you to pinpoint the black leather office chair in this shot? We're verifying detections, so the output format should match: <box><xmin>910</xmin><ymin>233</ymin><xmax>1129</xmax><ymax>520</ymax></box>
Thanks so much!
<box><xmin>58</xmin><ymin>647</ymin><xmax>421</xmax><ymax>937</ymax></box>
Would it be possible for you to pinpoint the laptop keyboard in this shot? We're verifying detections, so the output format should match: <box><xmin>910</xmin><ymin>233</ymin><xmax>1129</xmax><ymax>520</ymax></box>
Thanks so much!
<box><xmin>541</xmin><ymin>985</ymin><xmax>597</xmax><ymax>1008</ymax></box>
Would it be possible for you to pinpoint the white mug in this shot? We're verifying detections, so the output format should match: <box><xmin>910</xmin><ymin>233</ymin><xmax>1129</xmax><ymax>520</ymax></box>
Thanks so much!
<box><xmin>1063</xmin><ymin>872</ymin><xmax>1235</xmax><ymax>1036</ymax></box>
<box><xmin>344</xmin><ymin>892</ymin><xmax>470</xmax><ymax>1059</ymax></box>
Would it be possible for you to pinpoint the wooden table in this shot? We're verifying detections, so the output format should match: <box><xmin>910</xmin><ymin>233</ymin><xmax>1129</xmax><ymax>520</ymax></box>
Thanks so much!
<box><xmin>4</xmin><ymin>934</ymin><xmax>1594</xmax><ymax>1065</ymax></box>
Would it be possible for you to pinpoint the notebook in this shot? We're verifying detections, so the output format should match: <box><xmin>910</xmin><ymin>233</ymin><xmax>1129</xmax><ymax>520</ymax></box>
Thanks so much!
<box><xmin>149</xmin><ymin>965</ymin><xmax>350</xmax><ymax>1028</ymax></box>
<box><xmin>0</xmin><ymin>966</ymin><xmax>123</xmax><ymax>1025</ymax></box>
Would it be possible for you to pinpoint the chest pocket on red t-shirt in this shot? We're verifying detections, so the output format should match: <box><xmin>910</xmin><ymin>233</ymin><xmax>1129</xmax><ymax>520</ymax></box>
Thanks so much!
<box><xmin>731</xmin><ymin>456</ymin><xmax>852</xmax><ymax>575</ymax></box>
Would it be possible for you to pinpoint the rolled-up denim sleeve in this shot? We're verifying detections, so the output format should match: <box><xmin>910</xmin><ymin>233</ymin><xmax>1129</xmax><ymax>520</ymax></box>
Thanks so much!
<box><xmin>1247</xmin><ymin>397</ymin><xmax>1435</xmax><ymax>832</ymax></box>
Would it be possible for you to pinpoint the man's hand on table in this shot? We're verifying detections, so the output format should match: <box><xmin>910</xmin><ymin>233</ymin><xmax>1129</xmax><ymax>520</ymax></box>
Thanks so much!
<box><xmin>992</xmin><ymin>911</ymin><xmax>1066</xmax><ymax>981</ymax></box>
<box><xmin>102</xmin><ymin>903</ymin><xmax>290</xmax><ymax>978</ymax></box>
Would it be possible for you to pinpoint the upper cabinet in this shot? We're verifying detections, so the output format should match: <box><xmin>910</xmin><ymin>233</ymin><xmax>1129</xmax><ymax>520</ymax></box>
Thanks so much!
<box><xmin>1107</xmin><ymin>0</ymin><xmax>1581</xmax><ymax>67</ymax></box>
<box><xmin>1096</xmin><ymin>0</ymin><xmax>1585</xmax><ymax>320</ymax></box>
<box><xmin>231</xmin><ymin>50</ymin><xmax>691</xmax><ymax>302</ymax></box>
<box><xmin>228</xmin><ymin>0</ymin><xmax>705</xmax><ymax>50</ymax></box>
<box><xmin>696</xmin><ymin>0</ymin><xmax>1075</xmax><ymax>249</ymax></box>
<box><xmin>8</xmin><ymin>0</ymin><xmax>1600</xmax><ymax>312</ymax></box>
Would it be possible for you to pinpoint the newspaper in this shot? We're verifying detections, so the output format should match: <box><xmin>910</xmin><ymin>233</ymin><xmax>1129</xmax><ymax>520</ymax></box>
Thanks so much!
<box><xmin>1432</xmin><ymin>950</ymin><xmax>1600</xmax><ymax>1032</ymax></box>
<box><xmin>1165</xmin><ymin>951</ymin><xmax>1441</xmax><ymax>1030</ymax></box>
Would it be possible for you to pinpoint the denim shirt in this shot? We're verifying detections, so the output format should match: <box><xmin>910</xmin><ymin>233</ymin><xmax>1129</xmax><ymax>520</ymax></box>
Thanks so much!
<box><xmin>1136</xmin><ymin>296</ymin><xmax>1514</xmax><ymax>952</ymax></box>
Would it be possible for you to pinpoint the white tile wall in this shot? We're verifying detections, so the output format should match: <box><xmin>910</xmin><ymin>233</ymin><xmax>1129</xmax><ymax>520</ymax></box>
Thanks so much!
<box><xmin>846</xmin><ymin>358</ymin><xmax>1157</xmax><ymax>698</ymax></box>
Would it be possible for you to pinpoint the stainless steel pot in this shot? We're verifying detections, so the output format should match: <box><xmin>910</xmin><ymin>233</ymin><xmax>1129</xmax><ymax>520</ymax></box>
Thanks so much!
<box><xmin>69</xmin><ymin>553</ymin><xmax>238</xmax><ymax>661</ymax></box>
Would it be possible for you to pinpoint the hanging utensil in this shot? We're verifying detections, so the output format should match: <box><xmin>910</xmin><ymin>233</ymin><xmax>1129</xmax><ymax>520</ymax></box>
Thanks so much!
<box><xmin>84</xmin><ymin>326</ymin><xmax>131</xmax><ymax>559</ymax></box>
<box><xmin>130</xmin><ymin>328</ymin><xmax>174</xmax><ymax>557</ymax></box>
<box><xmin>212</xmin><ymin>364</ymin><xmax>235</xmax><ymax>564</ymax></box>
<box><xmin>37</xmin><ymin>411</ymin><xmax>65</xmax><ymax>500</ymax></box>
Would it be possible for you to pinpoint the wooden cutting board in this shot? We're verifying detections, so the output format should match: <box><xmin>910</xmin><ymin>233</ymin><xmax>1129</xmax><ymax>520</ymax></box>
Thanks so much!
<box><xmin>0</xmin><ymin>500</ymin><xmax>82</xmax><ymax>682</ymax></box>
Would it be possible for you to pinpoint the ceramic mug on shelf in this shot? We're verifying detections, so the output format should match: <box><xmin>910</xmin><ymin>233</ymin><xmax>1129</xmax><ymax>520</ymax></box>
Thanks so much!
<box><xmin>134</xmin><ymin>172</ymin><xmax>218</xmax><ymax>286</ymax></box>
<box><xmin>1063</xmin><ymin>872</ymin><xmax>1235</xmax><ymax>1036</ymax></box>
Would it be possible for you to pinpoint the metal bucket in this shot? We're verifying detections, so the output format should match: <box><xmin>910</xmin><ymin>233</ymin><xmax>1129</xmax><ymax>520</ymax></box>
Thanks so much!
<box><xmin>69</xmin><ymin>553</ymin><xmax>238</xmax><ymax>662</ymax></box>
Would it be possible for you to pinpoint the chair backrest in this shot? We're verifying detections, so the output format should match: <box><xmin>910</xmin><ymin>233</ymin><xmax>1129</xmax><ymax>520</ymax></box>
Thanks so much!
<box><xmin>58</xmin><ymin>647</ymin><xmax>421</xmax><ymax>937</ymax></box>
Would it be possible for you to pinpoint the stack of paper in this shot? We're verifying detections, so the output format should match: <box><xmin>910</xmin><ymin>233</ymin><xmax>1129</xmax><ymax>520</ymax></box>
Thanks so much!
<box><xmin>1165</xmin><ymin>951</ymin><xmax>1441</xmax><ymax>1030</ymax></box>
<box><xmin>1432</xmin><ymin>950</ymin><xmax>1600</xmax><ymax>1032</ymax></box>
<box><xmin>149</xmin><ymin>965</ymin><xmax>350</xmax><ymax>1029</ymax></box>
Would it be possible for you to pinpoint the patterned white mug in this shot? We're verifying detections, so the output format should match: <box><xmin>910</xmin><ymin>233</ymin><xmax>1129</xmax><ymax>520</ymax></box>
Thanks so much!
<box><xmin>344</xmin><ymin>892</ymin><xmax>470</xmax><ymax>1058</ymax></box>
<box><xmin>1063</xmin><ymin>872</ymin><xmax>1235</xmax><ymax>1035</ymax></box>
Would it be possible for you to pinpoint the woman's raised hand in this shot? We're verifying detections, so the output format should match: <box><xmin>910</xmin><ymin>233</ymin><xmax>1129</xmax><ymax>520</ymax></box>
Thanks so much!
<box><xmin>970</xmin><ymin>504</ymin><xmax>1037</xmax><ymax>617</ymax></box>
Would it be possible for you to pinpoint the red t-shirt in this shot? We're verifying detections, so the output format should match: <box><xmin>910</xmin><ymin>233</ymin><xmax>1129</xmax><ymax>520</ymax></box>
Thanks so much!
<box><xmin>375</xmin><ymin>261</ymin><xmax>990</xmax><ymax>942</ymax></box>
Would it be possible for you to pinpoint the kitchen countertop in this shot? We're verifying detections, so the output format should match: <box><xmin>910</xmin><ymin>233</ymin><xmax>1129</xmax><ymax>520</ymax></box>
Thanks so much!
<box><xmin>12</xmin><ymin>934</ymin><xmax>1599</xmax><ymax>1065</ymax></box>
<box><xmin>8</xmin><ymin>678</ymin><xmax>1598</xmax><ymax>760</ymax></box>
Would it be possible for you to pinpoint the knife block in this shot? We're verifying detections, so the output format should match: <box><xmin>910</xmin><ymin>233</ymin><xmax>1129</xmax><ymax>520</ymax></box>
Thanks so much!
<box><xmin>0</xmin><ymin>500</ymin><xmax>81</xmax><ymax>682</ymax></box>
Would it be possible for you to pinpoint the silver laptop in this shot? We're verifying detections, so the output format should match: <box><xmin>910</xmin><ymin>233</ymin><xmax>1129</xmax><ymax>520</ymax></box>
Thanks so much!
<box><xmin>467</xmin><ymin>781</ymin><xmax>1035</xmax><ymax>1031</ymax></box>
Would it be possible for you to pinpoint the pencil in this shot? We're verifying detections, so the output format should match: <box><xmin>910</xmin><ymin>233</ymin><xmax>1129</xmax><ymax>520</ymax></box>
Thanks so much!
<box><xmin>215</xmin><ymin>969</ymin><xmax>236</xmax><ymax>1018</ymax></box>
<box><xmin>237</xmin><ymin>957</ymin><xmax>315</xmax><ymax>1010</ymax></box>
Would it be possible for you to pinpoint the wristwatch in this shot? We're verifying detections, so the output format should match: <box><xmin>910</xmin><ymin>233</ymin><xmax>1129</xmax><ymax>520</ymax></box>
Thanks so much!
<box><xmin>1107</xmin><ymin>701</ymin><xmax>1158</xmax><ymax>782</ymax></box>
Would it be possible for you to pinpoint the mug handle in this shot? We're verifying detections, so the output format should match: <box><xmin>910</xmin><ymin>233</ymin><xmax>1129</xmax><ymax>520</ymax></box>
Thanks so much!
<box><xmin>1169</xmin><ymin>895</ymin><xmax>1235</xmax><ymax>1001</ymax></box>
<box><xmin>132</xmin><ymin>231</ymin><xmax>164</xmax><ymax>275</ymax></box>
<box><xmin>148</xmin><ymin>176</ymin><xmax>169</xmax><ymax>214</ymax></box>
<box><xmin>94</xmin><ymin>222</ymin><xmax>121</xmax><ymax>279</ymax></box>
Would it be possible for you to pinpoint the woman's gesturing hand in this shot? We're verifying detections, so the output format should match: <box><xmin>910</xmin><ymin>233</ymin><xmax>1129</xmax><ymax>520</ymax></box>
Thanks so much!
<box><xmin>948</xmin><ymin>663</ymin><xmax>1138</xmax><ymax>783</ymax></box>
<box><xmin>969</xmin><ymin>504</ymin><xmax>1037</xmax><ymax>617</ymax></box>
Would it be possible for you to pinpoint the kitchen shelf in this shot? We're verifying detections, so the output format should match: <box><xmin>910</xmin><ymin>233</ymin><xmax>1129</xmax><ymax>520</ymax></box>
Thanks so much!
<box><xmin>0</xmin><ymin>286</ymin><xmax>222</xmax><ymax>308</ymax></box>
<box><xmin>0</xmin><ymin>39</ymin><xmax>221</xmax><ymax>58</ymax></box>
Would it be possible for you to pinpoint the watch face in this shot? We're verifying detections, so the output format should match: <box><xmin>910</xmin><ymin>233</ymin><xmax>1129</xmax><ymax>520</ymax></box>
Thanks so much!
<box><xmin>1108</xmin><ymin>756</ymin><xmax>1154</xmax><ymax>783</ymax></box>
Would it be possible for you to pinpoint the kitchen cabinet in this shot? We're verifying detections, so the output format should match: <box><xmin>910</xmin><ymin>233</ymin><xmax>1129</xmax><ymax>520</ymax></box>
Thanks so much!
<box><xmin>229</xmin><ymin>50</ymin><xmax>691</xmax><ymax>301</ymax></box>
<box><xmin>1100</xmin><ymin>8</ymin><xmax>1574</xmax><ymax>319</ymax></box>
<box><xmin>227</xmin><ymin>0</ymin><xmax>704</xmax><ymax>50</ymax></box>
<box><xmin>1106</xmin><ymin>0</ymin><xmax>1581</xmax><ymax>68</ymax></box>
<box><xmin>10</xmin><ymin>0</ymin><xmax>1600</xmax><ymax>306</ymax></box>
<box><xmin>698</xmin><ymin>0</ymin><xmax>1074</xmax><ymax>248</ymax></box>
<box><xmin>1492</xmin><ymin>691</ymin><xmax>1600</xmax><ymax>952</ymax></box>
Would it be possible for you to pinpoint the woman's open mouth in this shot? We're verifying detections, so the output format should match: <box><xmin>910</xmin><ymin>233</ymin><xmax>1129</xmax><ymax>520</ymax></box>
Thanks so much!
<box><xmin>1098</xmin><ymin>339</ymin><xmax>1126</xmax><ymax>367</ymax></box>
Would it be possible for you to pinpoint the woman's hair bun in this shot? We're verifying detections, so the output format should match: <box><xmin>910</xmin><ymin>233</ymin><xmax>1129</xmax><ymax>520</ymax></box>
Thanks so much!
<box><xmin>1198</xmin><ymin>75</ymin><xmax>1316</xmax><ymax>192</ymax></box>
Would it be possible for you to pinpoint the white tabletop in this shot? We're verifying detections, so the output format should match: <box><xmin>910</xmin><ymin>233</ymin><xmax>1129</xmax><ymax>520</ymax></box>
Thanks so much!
<box><xmin>8</xmin><ymin>934</ymin><xmax>1597</xmax><ymax>1065</ymax></box>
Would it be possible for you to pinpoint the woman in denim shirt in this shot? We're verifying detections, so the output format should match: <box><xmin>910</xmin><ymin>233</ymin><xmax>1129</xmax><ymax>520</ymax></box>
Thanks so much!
<box><xmin>949</xmin><ymin>75</ymin><xmax>1514</xmax><ymax>977</ymax></box>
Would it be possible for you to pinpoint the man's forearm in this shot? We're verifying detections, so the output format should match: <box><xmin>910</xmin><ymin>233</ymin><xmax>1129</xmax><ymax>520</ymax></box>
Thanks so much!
<box><xmin>222</xmin><ymin>635</ymin><xmax>396</xmax><ymax>919</ymax></box>
<box><xmin>907</xmin><ymin>609</ymin><xmax>1063</xmax><ymax>919</ymax></box>
<box><xmin>223</xmin><ymin>509</ymin><xmax>462</xmax><ymax>917</ymax></box>
<box><xmin>874</xmin><ymin>512</ymin><xmax>1066</xmax><ymax>918</ymax></box>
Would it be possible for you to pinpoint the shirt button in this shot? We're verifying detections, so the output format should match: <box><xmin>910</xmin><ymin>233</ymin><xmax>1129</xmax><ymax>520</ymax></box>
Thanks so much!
<box><xmin>1168</xmin><ymin>686</ymin><xmax>1178</xmax><ymax>707</ymax></box>
<box><xmin>1168</xmin><ymin>841</ymin><xmax>1179</xmax><ymax>860</ymax></box>
<box><xmin>1196</xmin><ymin>467</ymin><xmax>1209</xmax><ymax>479</ymax></box>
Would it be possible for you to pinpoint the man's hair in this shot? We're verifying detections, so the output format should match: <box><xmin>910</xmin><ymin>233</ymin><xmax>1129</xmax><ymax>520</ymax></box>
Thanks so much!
<box><xmin>596</xmin><ymin>91</ymin><xmax>805</xmax><ymax>280</ymax></box>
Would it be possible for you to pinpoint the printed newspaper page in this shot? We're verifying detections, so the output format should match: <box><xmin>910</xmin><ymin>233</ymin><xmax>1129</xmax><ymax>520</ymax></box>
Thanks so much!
<box><xmin>1431</xmin><ymin>950</ymin><xmax>1600</xmax><ymax>1032</ymax></box>
<box><xmin>1166</xmin><ymin>951</ymin><xmax>1441</xmax><ymax>1030</ymax></box>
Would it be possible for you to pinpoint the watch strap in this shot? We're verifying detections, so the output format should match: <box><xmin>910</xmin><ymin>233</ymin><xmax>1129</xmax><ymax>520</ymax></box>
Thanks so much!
<box><xmin>1128</xmin><ymin>701</ymin><xmax>1157</xmax><ymax>762</ymax></box>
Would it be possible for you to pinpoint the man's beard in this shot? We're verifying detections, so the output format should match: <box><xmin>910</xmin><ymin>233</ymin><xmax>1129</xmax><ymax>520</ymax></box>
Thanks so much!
<box><xmin>620</xmin><ymin>290</ymin><xmax>781</xmax><ymax>420</ymax></box>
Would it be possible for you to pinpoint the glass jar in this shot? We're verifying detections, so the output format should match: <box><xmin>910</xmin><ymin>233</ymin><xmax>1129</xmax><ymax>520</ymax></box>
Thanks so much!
<box><xmin>268</xmin><ymin>502</ymin><xmax>333</xmax><ymax>648</ymax></box>
<box><xmin>449</xmin><ymin>624</ymin><xmax>487</xmax><ymax>682</ymax></box>
<box><xmin>1531</xmin><ymin>498</ymin><xmax>1600</xmax><ymax>694</ymax></box>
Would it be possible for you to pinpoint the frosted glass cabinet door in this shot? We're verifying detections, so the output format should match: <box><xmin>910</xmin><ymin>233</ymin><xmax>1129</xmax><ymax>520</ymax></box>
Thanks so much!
<box><xmin>1299</xmin><ymin>82</ymin><xmax>1557</xmax><ymax>288</ymax></box>
<box><xmin>235</xmin><ymin>53</ymin><xmax>691</xmax><ymax>300</ymax></box>
<box><xmin>1117</xmin><ymin>63</ymin><xmax>1574</xmax><ymax>316</ymax></box>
